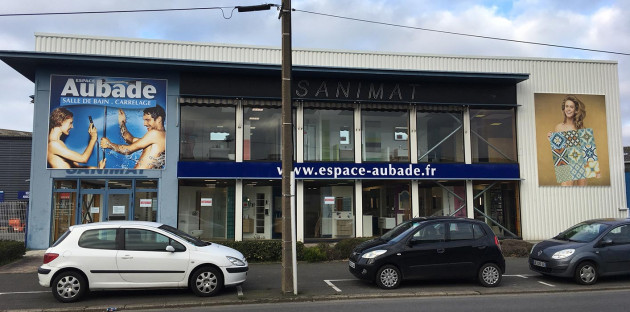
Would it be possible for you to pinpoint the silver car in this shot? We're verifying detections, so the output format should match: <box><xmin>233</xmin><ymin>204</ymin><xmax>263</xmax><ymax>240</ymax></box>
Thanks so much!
<box><xmin>529</xmin><ymin>218</ymin><xmax>630</xmax><ymax>285</ymax></box>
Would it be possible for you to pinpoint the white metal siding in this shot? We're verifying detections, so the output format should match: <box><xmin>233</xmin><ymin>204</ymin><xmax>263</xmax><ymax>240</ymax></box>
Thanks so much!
<box><xmin>34</xmin><ymin>33</ymin><xmax>626</xmax><ymax>241</ymax></box>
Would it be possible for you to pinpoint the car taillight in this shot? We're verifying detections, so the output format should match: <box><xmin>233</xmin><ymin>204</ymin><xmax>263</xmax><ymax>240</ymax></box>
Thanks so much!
<box><xmin>43</xmin><ymin>253</ymin><xmax>59</xmax><ymax>264</ymax></box>
<box><xmin>494</xmin><ymin>236</ymin><xmax>502</xmax><ymax>251</ymax></box>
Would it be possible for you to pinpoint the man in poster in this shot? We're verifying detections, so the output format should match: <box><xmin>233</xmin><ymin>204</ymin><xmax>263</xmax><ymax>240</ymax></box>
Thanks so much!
<box><xmin>100</xmin><ymin>107</ymin><xmax>166</xmax><ymax>169</ymax></box>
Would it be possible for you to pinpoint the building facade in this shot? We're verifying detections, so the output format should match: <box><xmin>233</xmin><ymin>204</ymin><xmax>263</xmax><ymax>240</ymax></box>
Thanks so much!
<box><xmin>0</xmin><ymin>129</ymin><xmax>31</xmax><ymax>202</ymax></box>
<box><xmin>1</xmin><ymin>33</ymin><xmax>626</xmax><ymax>249</ymax></box>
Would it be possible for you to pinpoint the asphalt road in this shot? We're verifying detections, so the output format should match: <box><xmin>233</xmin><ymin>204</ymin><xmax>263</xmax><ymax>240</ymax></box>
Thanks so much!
<box><xmin>131</xmin><ymin>289</ymin><xmax>630</xmax><ymax>312</ymax></box>
<box><xmin>2</xmin><ymin>255</ymin><xmax>630</xmax><ymax>311</ymax></box>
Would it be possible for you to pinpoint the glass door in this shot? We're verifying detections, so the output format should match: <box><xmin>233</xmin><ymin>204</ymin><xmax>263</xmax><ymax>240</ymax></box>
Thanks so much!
<box><xmin>106</xmin><ymin>193</ymin><xmax>131</xmax><ymax>221</ymax></box>
<box><xmin>80</xmin><ymin>192</ymin><xmax>104</xmax><ymax>223</ymax></box>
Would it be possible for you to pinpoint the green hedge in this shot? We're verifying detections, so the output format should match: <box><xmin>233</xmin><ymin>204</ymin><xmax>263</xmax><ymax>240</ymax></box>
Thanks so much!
<box><xmin>500</xmin><ymin>239</ymin><xmax>534</xmax><ymax>257</ymax></box>
<box><xmin>0</xmin><ymin>240</ymin><xmax>26</xmax><ymax>266</ymax></box>
<box><xmin>219</xmin><ymin>240</ymin><xmax>304</xmax><ymax>263</ymax></box>
<box><xmin>219</xmin><ymin>238</ymin><xmax>373</xmax><ymax>263</ymax></box>
<box><xmin>303</xmin><ymin>237</ymin><xmax>373</xmax><ymax>262</ymax></box>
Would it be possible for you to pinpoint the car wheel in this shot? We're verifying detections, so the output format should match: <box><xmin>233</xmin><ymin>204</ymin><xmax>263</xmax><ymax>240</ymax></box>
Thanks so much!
<box><xmin>52</xmin><ymin>271</ymin><xmax>87</xmax><ymax>303</ymax></box>
<box><xmin>574</xmin><ymin>261</ymin><xmax>598</xmax><ymax>285</ymax></box>
<box><xmin>190</xmin><ymin>266</ymin><xmax>223</xmax><ymax>297</ymax></box>
<box><xmin>375</xmin><ymin>265</ymin><xmax>401</xmax><ymax>289</ymax></box>
<box><xmin>478</xmin><ymin>263</ymin><xmax>502</xmax><ymax>287</ymax></box>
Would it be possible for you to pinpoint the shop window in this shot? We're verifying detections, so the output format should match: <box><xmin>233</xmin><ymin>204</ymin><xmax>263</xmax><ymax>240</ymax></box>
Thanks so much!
<box><xmin>242</xmin><ymin>180</ymin><xmax>281</xmax><ymax>240</ymax></box>
<box><xmin>303</xmin><ymin>180</ymin><xmax>355</xmax><ymax>240</ymax></box>
<box><xmin>304</xmin><ymin>109</ymin><xmax>354</xmax><ymax>161</ymax></box>
<box><xmin>417</xmin><ymin>111</ymin><xmax>464</xmax><ymax>163</ymax></box>
<box><xmin>244</xmin><ymin>107</ymin><xmax>281</xmax><ymax>161</ymax></box>
<box><xmin>362</xmin><ymin>180</ymin><xmax>411</xmax><ymax>236</ymax></box>
<box><xmin>135</xmin><ymin>179</ymin><xmax>158</xmax><ymax>222</ymax></box>
<box><xmin>180</xmin><ymin>105</ymin><xmax>236</xmax><ymax>161</ymax></box>
<box><xmin>473</xmin><ymin>181</ymin><xmax>520</xmax><ymax>238</ymax></box>
<box><xmin>417</xmin><ymin>181</ymin><xmax>466</xmax><ymax>217</ymax></box>
<box><xmin>54</xmin><ymin>180</ymin><xmax>77</xmax><ymax>189</ymax></box>
<box><xmin>178</xmin><ymin>180</ymin><xmax>235</xmax><ymax>241</ymax></box>
<box><xmin>52</xmin><ymin>190</ymin><xmax>77</xmax><ymax>242</ymax></box>
<box><xmin>470</xmin><ymin>108</ymin><xmax>517</xmax><ymax>163</ymax></box>
<box><xmin>362</xmin><ymin>110</ymin><xmax>409</xmax><ymax>162</ymax></box>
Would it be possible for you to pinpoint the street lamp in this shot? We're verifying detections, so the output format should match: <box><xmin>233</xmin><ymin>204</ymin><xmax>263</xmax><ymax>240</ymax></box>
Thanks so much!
<box><xmin>237</xmin><ymin>1</ymin><xmax>295</xmax><ymax>295</ymax></box>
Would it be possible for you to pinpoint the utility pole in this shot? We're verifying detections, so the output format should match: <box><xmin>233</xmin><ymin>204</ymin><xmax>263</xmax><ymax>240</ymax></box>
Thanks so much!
<box><xmin>237</xmin><ymin>1</ymin><xmax>294</xmax><ymax>294</ymax></box>
<box><xmin>279</xmin><ymin>0</ymin><xmax>294</xmax><ymax>294</ymax></box>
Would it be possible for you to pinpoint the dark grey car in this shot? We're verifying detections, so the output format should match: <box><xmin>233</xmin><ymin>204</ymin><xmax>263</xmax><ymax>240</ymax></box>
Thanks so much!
<box><xmin>529</xmin><ymin>218</ymin><xmax>630</xmax><ymax>285</ymax></box>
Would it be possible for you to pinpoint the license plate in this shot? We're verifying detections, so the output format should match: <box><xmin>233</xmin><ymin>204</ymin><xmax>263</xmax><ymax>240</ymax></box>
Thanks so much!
<box><xmin>533</xmin><ymin>260</ymin><xmax>546</xmax><ymax>268</ymax></box>
<box><xmin>349</xmin><ymin>261</ymin><xmax>356</xmax><ymax>269</ymax></box>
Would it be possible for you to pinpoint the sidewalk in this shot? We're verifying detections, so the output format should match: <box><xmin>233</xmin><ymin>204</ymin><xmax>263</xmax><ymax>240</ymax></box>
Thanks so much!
<box><xmin>0</xmin><ymin>250</ymin><xmax>44</xmax><ymax>274</ymax></box>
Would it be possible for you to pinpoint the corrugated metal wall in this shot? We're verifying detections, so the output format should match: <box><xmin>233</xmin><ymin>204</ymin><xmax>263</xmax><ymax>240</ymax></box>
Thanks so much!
<box><xmin>0</xmin><ymin>137</ymin><xmax>31</xmax><ymax>200</ymax></box>
<box><xmin>34</xmin><ymin>33</ymin><xmax>626</xmax><ymax>240</ymax></box>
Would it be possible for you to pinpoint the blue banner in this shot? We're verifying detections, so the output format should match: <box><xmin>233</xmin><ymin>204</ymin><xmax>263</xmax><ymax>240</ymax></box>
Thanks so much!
<box><xmin>178</xmin><ymin>162</ymin><xmax>520</xmax><ymax>180</ymax></box>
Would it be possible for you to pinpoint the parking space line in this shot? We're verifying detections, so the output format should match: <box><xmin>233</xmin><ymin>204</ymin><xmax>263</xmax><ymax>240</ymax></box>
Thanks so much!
<box><xmin>0</xmin><ymin>291</ymin><xmax>48</xmax><ymax>295</ymax></box>
<box><xmin>236</xmin><ymin>286</ymin><xmax>243</xmax><ymax>296</ymax></box>
<box><xmin>324</xmin><ymin>279</ymin><xmax>354</xmax><ymax>292</ymax></box>
<box><xmin>538</xmin><ymin>281</ymin><xmax>555</xmax><ymax>287</ymax></box>
<box><xmin>504</xmin><ymin>274</ymin><xmax>531</xmax><ymax>279</ymax></box>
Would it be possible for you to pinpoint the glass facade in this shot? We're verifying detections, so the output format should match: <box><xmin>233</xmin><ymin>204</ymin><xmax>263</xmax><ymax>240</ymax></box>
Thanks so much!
<box><xmin>180</xmin><ymin>105</ymin><xmax>236</xmax><ymax>161</ymax></box>
<box><xmin>51</xmin><ymin>179</ymin><xmax>158</xmax><ymax>243</ymax></box>
<box><xmin>304</xmin><ymin>109</ymin><xmax>354</xmax><ymax>161</ymax></box>
<box><xmin>417</xmin><ymin>181</ymin><xmax>467</xmax><ymax>217</ymax></box>
<box><xmin>362</xmin><ymin>110</ymin><xmax>409</xmax><ymax>162</ymax></box>
<box><xmin>171</xmin><ymin>102</ymin><xmax>522</xmax><ymax>241</ymax></box>
<box><xmin>362</xmin><ymin>180</ymin><xmax>411</xmax><ymax>236</ymax></box>
<box><xmin>244</xmin><ymin>106</ymin><xmax>281</xmax><ymax>161</ymax></box>
<box><xmin>242</xmin><ymin>180</ymin><xmax>282</xmax><ymax>240</ymax></box>
<box><xmin>470</xmin><ymin>108</ymin><xmax>517</xmax><ymax>163</ymax></box>
<box><xmin>303</xmin><ymin>180</ymin><xmax>355</xmax><ymax>240</ymax></box>
<box><xmin>177</xmin><ymin>180</ymin><xmax>235</xmax><ymax>241</ymax></box>
<box><xmin>417</xmin><ymin>111</ymin><xmax>464</xmax><ymax>163</ymax></box>
<box><xmin>473</xmin><ymin>181</ymin><xmax>520</xmax><ymax>238</ymax></box>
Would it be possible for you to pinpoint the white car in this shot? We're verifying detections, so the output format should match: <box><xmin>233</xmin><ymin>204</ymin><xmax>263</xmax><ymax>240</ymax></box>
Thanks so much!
<box><xmin>38</xmin><ymin>221</ymin><xmax>248</xmax><ymax>303</ymax></box>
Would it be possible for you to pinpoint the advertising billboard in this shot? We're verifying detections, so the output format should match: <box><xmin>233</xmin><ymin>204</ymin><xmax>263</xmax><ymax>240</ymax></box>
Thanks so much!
<box><xmin>534</xmin><ymin>93</ymin><xmax>610</xmax><ymax>186</ymax></box>
<box><xmin>47</xmin><ymin>75</ymin><xmax>167</xmax><ymax>169</ymax></box>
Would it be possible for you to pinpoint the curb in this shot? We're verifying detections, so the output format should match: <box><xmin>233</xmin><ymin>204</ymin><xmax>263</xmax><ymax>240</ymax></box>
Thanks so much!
<box><xmin>6</xmin><ymin>285</ymin><xmax>630</xmax><ymax>312</ymax></box>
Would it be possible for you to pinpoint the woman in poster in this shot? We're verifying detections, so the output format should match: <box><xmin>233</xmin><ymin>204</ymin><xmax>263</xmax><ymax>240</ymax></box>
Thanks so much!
<box><xmin>550</xmin><ymin>95</ymin><xmax>587</xmax><ymax>186</ymax></box>
<box><xmin>47</xmin><ymin>107</ymin><xmax>106</xmax><ymax>168</ymax></box>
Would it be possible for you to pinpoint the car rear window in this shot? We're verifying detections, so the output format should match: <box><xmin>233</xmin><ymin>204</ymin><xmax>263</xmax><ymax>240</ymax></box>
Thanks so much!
<box><xmin>78</xmin><ymin>229</ymin><xmax>118</xmax><ymax>250</ymax></box>
<box><xmin>52</xmin><ymin>230</ymin><xmax>71</xmax><ymax>247</ymax></box>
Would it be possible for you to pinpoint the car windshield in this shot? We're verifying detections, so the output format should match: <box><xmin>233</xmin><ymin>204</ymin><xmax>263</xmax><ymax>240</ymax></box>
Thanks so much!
<box><xmin>380</xmin><ymin>220</ymin><xmax>421</xmax><ymax>242</ymax></box>
<box><xmin>159</xmin><ymin>224</ymin><xmax>209</xmax><ymax>247</ymax></box>
<box><xmin>554</xmin><ymin>222</ymin><xmax>611</xmax><ymax>243</ymax></box>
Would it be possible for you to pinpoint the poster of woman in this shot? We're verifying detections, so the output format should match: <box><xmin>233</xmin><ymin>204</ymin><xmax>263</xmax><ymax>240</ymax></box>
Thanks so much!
<box><xmin>534</xmin><ymin>93</ymin><xmax>610</xmax><ymax>186</ymax></box>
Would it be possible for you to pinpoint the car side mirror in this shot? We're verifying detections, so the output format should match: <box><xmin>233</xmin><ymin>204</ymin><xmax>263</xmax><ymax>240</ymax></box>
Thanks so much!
<box><xmin>598</xmin><ymin>238</ymin><xmax>613</xmax><ymax>247</ymax></box>
<box><xmin>166</xmin><ymin>245</ymin><xmax>176</xmax><ymax>252</ymax></box>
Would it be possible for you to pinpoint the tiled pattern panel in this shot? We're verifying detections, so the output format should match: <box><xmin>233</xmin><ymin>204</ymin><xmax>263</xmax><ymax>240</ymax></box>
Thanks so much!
<box><xmin>549</xmin><ymin>128</ymin><xmax>599</xmax><ymax>183</ymax></box>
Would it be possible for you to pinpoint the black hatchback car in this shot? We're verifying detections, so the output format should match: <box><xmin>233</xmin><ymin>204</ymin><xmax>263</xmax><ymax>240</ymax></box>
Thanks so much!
<box><xmin>348</xmin><ymin>217</ymin><xmax>505</xmax><ymax>289</ymax></box>
<box><xmin>529</xmin><ymin>218</ymin><xmax>630</xmax><ymax>285</ymax></box>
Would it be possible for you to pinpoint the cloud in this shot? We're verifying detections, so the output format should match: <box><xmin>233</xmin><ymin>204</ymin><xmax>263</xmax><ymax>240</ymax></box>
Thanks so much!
<box><xmin>0</xmin><ymin>0</ymin><xmax>629</xmax><ymax>146</ymax></box>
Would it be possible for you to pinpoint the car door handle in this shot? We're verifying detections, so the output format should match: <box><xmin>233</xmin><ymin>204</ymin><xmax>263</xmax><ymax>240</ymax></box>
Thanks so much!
<box><xmin>121</xmin><ymin>255</ymin><xmax>133</xmax><ymax>260</ymax></box>
<box><xmin>437</xmin><ymin>248</ymin><xmax>445</xmax><ymax>253</ymax></box>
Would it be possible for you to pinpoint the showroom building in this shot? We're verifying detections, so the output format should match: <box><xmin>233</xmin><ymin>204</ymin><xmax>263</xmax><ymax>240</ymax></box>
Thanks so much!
<box><xmin>0</xmin><ymin>33</ymin><xmax>626</xmax><ymax>249</ymax></box>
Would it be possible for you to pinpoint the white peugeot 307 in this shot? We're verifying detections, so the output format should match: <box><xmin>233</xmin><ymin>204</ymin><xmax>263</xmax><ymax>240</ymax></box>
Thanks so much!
<box><xmin>38</xmin><ymin>221</ymin><xmax>248</xmax><ymax>303</ymax></box>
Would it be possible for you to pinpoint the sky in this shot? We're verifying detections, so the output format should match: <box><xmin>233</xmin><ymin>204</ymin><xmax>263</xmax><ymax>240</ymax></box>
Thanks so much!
<box><xmin>1</xmin><ymin>0</ymin><xmax>630</xmax><ymax>144</ymax></box>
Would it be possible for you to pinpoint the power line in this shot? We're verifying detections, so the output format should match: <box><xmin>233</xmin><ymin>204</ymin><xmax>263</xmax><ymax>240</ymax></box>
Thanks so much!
<box><xmin>293</xmin><ymin>8</ymin><xmax>630</xmax><ymax>57</ymax></box>
<box><xmin>0</xmin><ymin>6</ymin><xmax>238</xmax><ymax>18</ymax></box>
<box><xmin>1</xmin><ymin>5</ymin><xmax>628</xmax><ymax>56</ymax></box>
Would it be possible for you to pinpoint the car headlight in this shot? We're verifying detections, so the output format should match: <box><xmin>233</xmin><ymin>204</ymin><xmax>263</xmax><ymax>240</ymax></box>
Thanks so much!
<box><xmin>362</xmin><ymin>250</ymin><xmax>387</xmax><ymax>259</ymax></box>
<box><xmin>530</xmin><ymin>243</ymin><xmax>538</xmax><ymax>255</ymax></box>
<box><xmin>551</xmin><ymin>249</ymin><xmax>575</xmax><ymax>259</ymax></box>
<box><xmin>226</xmin><ymin>256</ymin><xmax>246</xmax><ymax>266</ymax></box>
